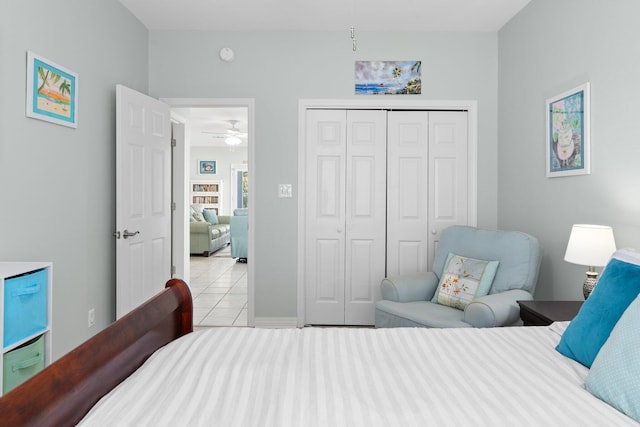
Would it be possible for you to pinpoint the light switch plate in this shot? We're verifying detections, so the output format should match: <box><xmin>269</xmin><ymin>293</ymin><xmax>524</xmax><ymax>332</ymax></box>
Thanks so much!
<box><xmin>278</xmin><ymin>184</ymin><xmax>293</xmax><ymax>198</ymax></box>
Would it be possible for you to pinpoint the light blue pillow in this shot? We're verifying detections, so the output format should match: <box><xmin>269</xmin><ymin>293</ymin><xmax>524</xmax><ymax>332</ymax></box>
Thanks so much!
<box><xmin>585</xmin><ymin>294</ymin><xmax>640</xmax><ymax>423</ymax></box>
<box><xmin>556</xmin><ymin>256</ymin><xmax>640</xmax><ymax>367</ymax></box>
<box><xmin>202</xmin><ymin>209</ymin><xmax>219</xmax><ymax>225</ymax></box>
<box><xmin>431</xmin><ymin>252</ymin><xmax>499</xmax><ymax>309</ymax></box>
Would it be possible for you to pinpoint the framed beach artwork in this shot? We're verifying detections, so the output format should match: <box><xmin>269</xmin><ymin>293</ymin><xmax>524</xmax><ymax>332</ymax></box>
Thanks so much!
<box><xmin>355</xmin><ymin>61</ymin><xmax>421</xmax><ymax>95</ymax></box>
<box><xmin>26</xmin><ymin>51</ymin><xmax>78</xmax><ymax>128</ymax></box>
<box><xmin>199</xmin><ymin>160</ymin><xmax>217</xmax><ymax>175</ymax></box>
<box><xmin>545</xmin><ymin>83</ymin><xmax>590</xmax><ymax>177</ymax></box>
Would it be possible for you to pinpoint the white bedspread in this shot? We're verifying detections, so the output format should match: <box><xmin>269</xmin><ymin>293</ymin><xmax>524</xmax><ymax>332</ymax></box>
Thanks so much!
<box><xmin>78</xmin><ymin>323</ymin><xmax>637</xmax><ymax>426</ymax></box>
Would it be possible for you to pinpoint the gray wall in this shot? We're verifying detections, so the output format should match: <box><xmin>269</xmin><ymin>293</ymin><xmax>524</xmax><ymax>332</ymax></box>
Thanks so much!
<box><xmin>0</xmin><ymin>1</ymin><xmax>148</xmax><ymax>358</ymax></box>
<box><xmin>498</xmin><ymin>0</ymin><xmax>640</xmax><ymax>300</ymax></box>
<box><xmin>149</xmin><ymin>30</ymin><xmax>499</xmax><ymax>318</ymax></box>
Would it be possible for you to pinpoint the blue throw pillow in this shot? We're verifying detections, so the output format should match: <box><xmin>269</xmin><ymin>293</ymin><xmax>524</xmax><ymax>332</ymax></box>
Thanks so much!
<box><xmin>202</xmin><ymin>209</ymin><xmax>219</xmax><ymax>225</ymax></box>
<box><xmin>586</xmin><ymin>294</ymin><xmax>640</xmax><ymax>422</ymax></box>
<box><xmin>556</xmin><ymin>257</ymin><xmax>640</xmax><ymax>367</ymax></box>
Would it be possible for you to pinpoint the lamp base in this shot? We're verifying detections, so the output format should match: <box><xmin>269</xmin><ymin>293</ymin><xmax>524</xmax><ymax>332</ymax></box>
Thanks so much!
<box><xmin>583</xmin><ymin>271</ymin><xmax>599</xmax><ymax>299</ymax></box>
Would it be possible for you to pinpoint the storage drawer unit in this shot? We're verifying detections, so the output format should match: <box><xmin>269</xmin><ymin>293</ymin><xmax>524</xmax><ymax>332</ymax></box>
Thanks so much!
<box><xmin>3</xmin><ymin>334</ymin><xmax>45</xmax><ymax>393</ymax></box>
<box><xmin>0</xmin><ymin>262</ymin><xmax>52</xmax><ymax>396</ymax></box>
<box><xmin>3</xmin><ymin>268</ymin><xmax>48</xmax><ymax>347</ymax></box>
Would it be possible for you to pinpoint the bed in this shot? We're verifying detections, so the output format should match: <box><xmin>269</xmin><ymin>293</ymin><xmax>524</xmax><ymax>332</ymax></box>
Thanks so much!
<box><xmin>0</xmin><ymin>276</ymin><xmax>638</xmax><ymax>426</ymax></box>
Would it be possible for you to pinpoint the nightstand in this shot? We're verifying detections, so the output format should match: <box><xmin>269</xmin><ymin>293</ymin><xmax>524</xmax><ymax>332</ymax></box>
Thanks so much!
<box><xmin>517</xmin><ymin>300</ymin><xmax>583</xmax><ymax>326</ymax></box>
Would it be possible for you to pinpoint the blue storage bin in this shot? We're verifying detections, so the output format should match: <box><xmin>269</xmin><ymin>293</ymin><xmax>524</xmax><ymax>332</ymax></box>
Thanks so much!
<box><xmin>3</xmin><ymin>269</ymin><xmax>48</xmax><ymax>348</ymax></box>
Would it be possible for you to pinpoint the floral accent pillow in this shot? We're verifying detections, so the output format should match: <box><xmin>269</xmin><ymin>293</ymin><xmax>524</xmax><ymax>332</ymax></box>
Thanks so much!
<box><xmin>192</xmin><ymin>210</ymin><xmax>205</xmax><ymax>222</ymax></box>
<box><xmin>435</xmin><ymin>253</ymin><xmax>499</xmax><ymax>310</ymax></box>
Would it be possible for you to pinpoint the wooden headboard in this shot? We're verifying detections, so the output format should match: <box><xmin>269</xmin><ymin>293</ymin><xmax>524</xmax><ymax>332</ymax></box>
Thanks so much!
<box><xmin>0</xmin><ymin>278</ymin><xmax>193</xmax><ymax>427</ymax></box>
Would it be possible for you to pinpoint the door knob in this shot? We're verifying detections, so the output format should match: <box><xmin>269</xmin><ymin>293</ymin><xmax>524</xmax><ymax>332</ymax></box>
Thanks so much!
<box><xmin>123</xmin><ymin>229</ymin><xmax>140</xmax><ymax>239</ymax></box>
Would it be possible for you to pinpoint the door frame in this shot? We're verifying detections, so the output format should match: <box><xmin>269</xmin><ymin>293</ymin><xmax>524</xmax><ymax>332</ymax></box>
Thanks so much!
<box><xmin>162</xmin><ymin>97</ymin><xmax>255</xmax><ymax>327</ymax></box>
<box><xmin>296</xmin><ymin>98</ymin><xmax>478</xmax><ymax>327</ymax></box>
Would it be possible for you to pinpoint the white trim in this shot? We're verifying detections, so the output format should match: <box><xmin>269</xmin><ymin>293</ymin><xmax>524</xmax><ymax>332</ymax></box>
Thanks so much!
<box><xmin>161</xmin><ymin>97</ymin><xmax>256</xmax><ymax>328</ymax></box>
<box><xmin>253</xmin><ymin>317</ymin><xmax>298</xmax><ymax>329</ymax></box>
<box><xmin>297</xmin><ymin>98</ymin><xmax>478</xmax><ymax>327</ymax></box>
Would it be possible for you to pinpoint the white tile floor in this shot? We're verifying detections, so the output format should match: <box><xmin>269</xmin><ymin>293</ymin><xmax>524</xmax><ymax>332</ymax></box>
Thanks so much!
<box><xmin>189</xmin><ymin>246</ymin><xmax>247</xmax><ymax>327</ymax></box>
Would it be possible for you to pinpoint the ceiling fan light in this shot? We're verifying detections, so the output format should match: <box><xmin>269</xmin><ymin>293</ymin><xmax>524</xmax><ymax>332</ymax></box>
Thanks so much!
<box><xmin>225</xmin><ymin>136</ymin><xmax>242</xmax><ymax>146</ymax></box>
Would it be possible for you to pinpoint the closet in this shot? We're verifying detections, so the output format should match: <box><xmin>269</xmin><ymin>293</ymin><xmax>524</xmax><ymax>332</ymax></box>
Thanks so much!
<box><xmin>303</xmin><ymin>107</ymin><xmax>471</xmax><ymax>326</ymax></box>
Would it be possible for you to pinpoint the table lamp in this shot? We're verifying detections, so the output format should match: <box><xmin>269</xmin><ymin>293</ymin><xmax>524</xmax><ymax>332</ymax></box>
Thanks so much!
<box><xmin>564</xmin><ymin>224</ymin><xmax>616</xmax><ymax>299</ymax></box>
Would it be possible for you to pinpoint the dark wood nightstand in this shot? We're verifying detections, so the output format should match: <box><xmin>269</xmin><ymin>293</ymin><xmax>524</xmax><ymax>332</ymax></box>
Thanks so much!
<box><xmin>517</xmin><ymin>300</ymin><xmax>583</xmax><ymax>326</ymax></box>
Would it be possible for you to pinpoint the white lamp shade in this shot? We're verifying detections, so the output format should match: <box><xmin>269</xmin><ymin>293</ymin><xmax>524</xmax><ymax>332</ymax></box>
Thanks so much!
<box><xmin>564</xmin><ymin>224</ymin><xmax>617</xmax><ymax>267</ymax></box>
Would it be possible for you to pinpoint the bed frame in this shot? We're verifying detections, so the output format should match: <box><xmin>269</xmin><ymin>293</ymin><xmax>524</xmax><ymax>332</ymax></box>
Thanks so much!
<box><xmin>0</xmin><ymin>278</ymin><xmax>193</xmax><ymax>427</ymax></box>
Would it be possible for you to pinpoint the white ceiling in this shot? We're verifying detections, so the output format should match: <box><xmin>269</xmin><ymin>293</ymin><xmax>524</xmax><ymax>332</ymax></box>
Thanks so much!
<box><xmin>130</xmin><ymin>0</ymin><xmax>531</xmax><ymax>147</ymax></box>
<box><xmin>119</xmin><ymin>0</ymin><xmax>531</xmax><ymax>32</ymax></box>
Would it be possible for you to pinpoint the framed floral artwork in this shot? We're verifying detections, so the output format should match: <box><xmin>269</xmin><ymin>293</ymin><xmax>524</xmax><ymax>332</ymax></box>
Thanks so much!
<box><xmin>546</xmin><ymin>83</ymin><xmax>590</xmax><ymax>177</ymax></box>
<box><xmin>26</xmin><ymin>51</ymin><xmax>78</xmax><ymax>128</ymax></box>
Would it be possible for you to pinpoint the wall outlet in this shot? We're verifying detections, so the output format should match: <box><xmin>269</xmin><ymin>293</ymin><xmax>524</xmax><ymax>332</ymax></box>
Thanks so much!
<box><xmin>278</xmin><ymin>184</ymin><xmax>293</xmax><ymax>198</ymax></box>
<box><xmin>88</xmin><ymin>308</ymin><xmax>95</xmax><ymax>328</ymax></box>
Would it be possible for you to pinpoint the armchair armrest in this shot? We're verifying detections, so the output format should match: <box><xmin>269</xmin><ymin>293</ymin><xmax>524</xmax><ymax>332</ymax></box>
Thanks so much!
<box><xmin>380</xmin><ymin>272</ymin><xmax>439</xmax><ymax>303</ymax></box>
<box><xmin>217</xmin><ymin>215</ymin><xmax>231</xmax><ymax>225</ymax></box>
<box><xmin>464</xmin><ymin>289</ymin><xmax>533</xmax><ymax>328</ymax></box>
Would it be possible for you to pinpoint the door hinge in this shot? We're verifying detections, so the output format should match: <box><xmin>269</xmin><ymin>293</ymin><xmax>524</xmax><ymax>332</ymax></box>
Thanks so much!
<box><xmin>171</xmin><ymin>265</ymin><xmax>176</xmax><ymax>275</ymax></box>
<box><xmin>171</xmin><ymin>138</ymin><xmax>176</xmax><ymax>147</ymax></box>
<box><xmin>171</xmin><ymin>201</ymin><xmax>177</xmax><ymax>211</ymax></box>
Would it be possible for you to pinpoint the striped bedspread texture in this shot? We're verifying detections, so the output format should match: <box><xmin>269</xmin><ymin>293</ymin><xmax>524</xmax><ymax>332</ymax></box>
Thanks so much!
<box><xmin>78</xmin><ymin>323</ymin><xmax>637</xmax><ymax>426</ymax></box>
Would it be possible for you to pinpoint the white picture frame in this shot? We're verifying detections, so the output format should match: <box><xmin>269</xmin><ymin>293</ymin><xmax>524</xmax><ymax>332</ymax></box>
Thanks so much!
<box><xmin>545</xmin><ymin>82</ymin><xmax>590</xmax><ymax>177</ymax></box>
<box><xmin>26</xmin><ymin>51</ymin><xmax>79</xmax><ymax>128</ymax></box>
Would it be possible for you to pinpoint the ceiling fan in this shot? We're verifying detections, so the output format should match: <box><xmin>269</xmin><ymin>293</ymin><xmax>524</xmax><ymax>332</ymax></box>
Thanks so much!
<box><xmin>202</xmin><ymin>120</ymin><xmax>247</xmax><ymax>145</ymax></box>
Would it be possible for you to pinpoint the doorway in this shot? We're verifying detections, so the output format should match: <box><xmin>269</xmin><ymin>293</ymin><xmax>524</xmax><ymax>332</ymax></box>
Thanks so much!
<box><xmin>164</xmin><ymin>97</ymin><xmax>255</xmax><ymax>327</ymax></box>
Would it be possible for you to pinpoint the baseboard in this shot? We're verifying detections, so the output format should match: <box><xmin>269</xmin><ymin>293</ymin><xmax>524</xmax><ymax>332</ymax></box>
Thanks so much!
<box><xmin>253</xmin><ymin>317</ymin><xmax>298</xmax><ymax>328</ymax></box>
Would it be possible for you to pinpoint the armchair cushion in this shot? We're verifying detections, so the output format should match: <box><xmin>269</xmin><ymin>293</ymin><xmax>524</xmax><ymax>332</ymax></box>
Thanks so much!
<box><xmin>432</xmin><ymin>253</ymin><xmax>499</xmax><ymax>310</ymax></box>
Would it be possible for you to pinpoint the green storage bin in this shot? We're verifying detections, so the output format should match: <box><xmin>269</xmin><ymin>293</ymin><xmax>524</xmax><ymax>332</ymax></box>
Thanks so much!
<box><xmin>3</xmin><ymin>334</ymin><xmax>45</xmax><ymax>394</ymax></box>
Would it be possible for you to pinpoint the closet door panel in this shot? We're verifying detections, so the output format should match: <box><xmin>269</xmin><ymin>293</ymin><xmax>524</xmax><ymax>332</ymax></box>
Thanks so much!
<box><xmin>305</xmin><ymin>110</ymin><xmax>346</xmax><ymax>325</ymax></box>
<box><xmin>387</xmin><ymin>111</ymin><xmax>429</xmax><ymax>277</ymax></box>
<box><xmin>345</xmin><ymin>110</ymin><xmax>386</xmax><ymax>325</ymax></box>
<box><xmin>428</xmin><ymin>111</ymin><xmax>469</xmax><ymax>269</ymax></box>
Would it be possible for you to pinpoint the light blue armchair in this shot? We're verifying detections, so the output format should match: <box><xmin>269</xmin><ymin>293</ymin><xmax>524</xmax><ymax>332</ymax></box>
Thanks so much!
<box><xmin>375</xmin><ymin>225</ymin><xmax>542</xmax><ymax>328</ymax></box>
<box><xmin>230</xmin><ymin>208</ymin><xmax>248</xmax><ymax>261</ymax></box>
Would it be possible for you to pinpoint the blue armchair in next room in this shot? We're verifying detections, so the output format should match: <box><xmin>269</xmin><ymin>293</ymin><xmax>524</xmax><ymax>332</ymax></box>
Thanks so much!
<box><xmin>375</xmin><ymin>225</ymin><xmax>543</xmax><ymax>328</ymax></box>
<box><xmin>230</xmin><ymin>208</ymin><xmax>248</xmax><ymax>261</ymax></box>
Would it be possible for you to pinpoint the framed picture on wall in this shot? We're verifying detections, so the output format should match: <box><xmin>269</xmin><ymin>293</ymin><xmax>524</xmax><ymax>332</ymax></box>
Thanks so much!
<box><xmin>545</xmin><ymin>82</ymin><xmax>590</xmax><ymax>177</ymax></box>
<box><xmin>199</xmin><ymin>160</ymin><xmax>216</xmax><ymax>175</ymax></box>
<box><xmin>26</xmin><ymin>51</ymin><xmax>79</xmax><ymax>128</ymax></box>
<box><xmin>355</xmin><ymin>61</ymin><xmax>422</xmax><ymax>95</ymax></box>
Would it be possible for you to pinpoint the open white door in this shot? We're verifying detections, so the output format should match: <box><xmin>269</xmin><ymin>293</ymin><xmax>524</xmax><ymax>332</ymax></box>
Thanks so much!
<box><xmin>115</xmin><ymin>85</ymin><xmax>172</xmax><ymax>319</ymax></box>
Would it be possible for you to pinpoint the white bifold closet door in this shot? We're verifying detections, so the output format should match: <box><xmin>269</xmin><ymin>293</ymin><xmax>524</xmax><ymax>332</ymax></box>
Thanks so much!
<box><xmin>386</xmin><ymin>110</ymin><xmax>469</xmax><ymax>277</ymax></box>
<box><xmin>304</xmin><ymin>109</ymin><xmax>387</xmax><ymax>325</ymax></box>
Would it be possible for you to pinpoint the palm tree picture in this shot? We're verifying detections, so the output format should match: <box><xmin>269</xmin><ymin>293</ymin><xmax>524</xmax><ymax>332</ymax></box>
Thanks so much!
<box><xmin>355</xmin><ymin>61</ymin><xmax>421</xmax><ymax>95</ymax></box>
<box><xmin>27</xmin><ymin>51</ymin><xmax>78</xmax><ymax>127</ymax></box>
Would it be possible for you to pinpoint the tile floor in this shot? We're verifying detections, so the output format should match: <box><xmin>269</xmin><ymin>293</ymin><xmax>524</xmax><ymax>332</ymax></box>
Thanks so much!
<box><xmin>189</xmin><ymin>246</ymin><xmax>247</xmax><ymax>327</ymax></box>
